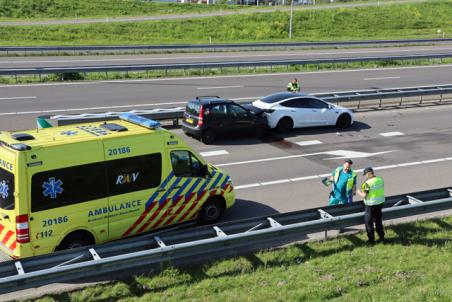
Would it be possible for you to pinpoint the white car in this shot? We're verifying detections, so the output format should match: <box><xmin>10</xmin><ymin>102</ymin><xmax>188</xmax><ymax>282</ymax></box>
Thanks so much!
<box><xmin>252</xmin><ymin>92</ymin><xmax>354</xmax><ymax>133</ymax></box>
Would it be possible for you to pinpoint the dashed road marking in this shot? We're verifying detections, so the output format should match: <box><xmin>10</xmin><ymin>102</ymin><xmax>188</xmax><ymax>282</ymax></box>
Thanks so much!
<box><xmin>296</xmin><ymin>140</ymin><xmax>323</xmax><ymax>146</ymax></box>
<box><xmin>379</xmin><ymin>131</ymin><xmax>405</xmax><ymax>137</ymax></box>
<box><xmin>0</xmin><ymin>96</ymin><xmax>36</xmax><ymax>101</ymax></box>
<box><xmin>200</xmin><ymin>150</ymin><xmax>229</xmax><ymax>157</ymax></box>
<box><xmin>234</xmin><ymin>155</ymin><xmax>452</xmax><ymax>190</ymax></box>
<box><xmin>197</xmin><ymin>85</ymin><xmax>243</xmax><ymax>90</ymax></box>
<box><xmin>364</xmin><ymin>76</ymin><xmax>401</xmax><ymax>81</ymax></box>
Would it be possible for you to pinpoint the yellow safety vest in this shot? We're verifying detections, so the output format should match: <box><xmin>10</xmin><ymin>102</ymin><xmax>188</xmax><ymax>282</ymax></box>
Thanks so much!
<box><xmin>362</xmin><ymin>176</ymin><xmax>385</xmax><ymax>206</ymax></box>
<box><xmin>333</xmin><ymin>167</ymin><xmax>356</xmax><ymax>198</ymax></box>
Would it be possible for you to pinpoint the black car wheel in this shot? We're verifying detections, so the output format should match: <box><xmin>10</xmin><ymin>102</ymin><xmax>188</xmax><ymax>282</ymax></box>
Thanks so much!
<box><xmin>255</xmin><ymin>124</ymin><xmax>269</xmax><ymax>138</ymax></box>
<box><xmin>336</xmin><ymin>114</ymin><xmax>352</xmax><ymax>129</ymax></box>
<box><xmin>276</xmin><ymin>117</ymin><xmax>293</xmax><ymax>133</ymax></box>
<box><xmin>201</xmin><ymin>129</ymin><xmax>215</xmax><ymax>144</ymax></box>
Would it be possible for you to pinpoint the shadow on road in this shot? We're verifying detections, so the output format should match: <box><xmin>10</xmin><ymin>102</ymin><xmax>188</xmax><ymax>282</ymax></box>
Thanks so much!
<box><xmin>221</xmin><ymin>198</ymin><xmax>279</xmax><ymax>222</ymax></box>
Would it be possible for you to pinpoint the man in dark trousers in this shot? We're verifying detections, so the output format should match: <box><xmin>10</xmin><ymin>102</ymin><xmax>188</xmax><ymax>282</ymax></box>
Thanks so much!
<box><xmin>357</xmin><ymin>167</ymin><xmax>385</xmax><ymax>245</ymax></box>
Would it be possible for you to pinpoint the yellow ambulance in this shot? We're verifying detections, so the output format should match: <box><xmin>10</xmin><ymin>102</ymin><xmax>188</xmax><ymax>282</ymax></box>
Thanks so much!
<box><xmin>0</xmin><ymin>114</ymin><xmax>235</xmax><ymax>259</ymax></box>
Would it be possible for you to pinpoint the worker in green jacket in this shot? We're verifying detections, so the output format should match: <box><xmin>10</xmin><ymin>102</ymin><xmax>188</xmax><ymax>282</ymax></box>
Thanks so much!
<box><xmin>357</xmin><ymin>167</ymin><xmax>385</xmax><ymax>245</ymax></box>
<box><xmin>287</xmin><ymin>78</ymin><xmax>301</xmax><ymax>93</ymax></box>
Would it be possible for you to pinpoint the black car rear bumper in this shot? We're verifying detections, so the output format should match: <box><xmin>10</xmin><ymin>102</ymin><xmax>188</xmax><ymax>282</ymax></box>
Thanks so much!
<box><xmin>181</xmin><ymin>121</ymin><xmax>202</xmax><ymax>138</ymax></box>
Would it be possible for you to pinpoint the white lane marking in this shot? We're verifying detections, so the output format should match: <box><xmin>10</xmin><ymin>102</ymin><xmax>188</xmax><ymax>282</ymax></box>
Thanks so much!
<box><xmin>216</xmin><ymin>152</ymin><xmax>324</xmax><ymax>167</ymax></box>
<box><xmin>3</xmin><ymin>47</ymin><xmax>452</xmax><ymax>65</ymax></box>
<box><xmin>235</xmin><ymin>156</ymin><xmax>452</xmax><ymax>190</ymax></box>
<box><xmin>199</xmin><ymin>150</ymin><xmax>229</xmax><ymax>157</ymax></box>
<box><xmin>323</xmin><ymin>150</ymin><xmax>395</xmax><ymax>160</ymax></box>
<box><xmin>379</xmin><ymin>131</ymin><xmax>405</xmax><ymax>137</ymax></box>
<box><xmin>1</xmin><ymin>65</ymin><xmax>452</xmax><ymax>88</ymax></box>
<box><xmin>197</xmin><ymin>85</ymin><xmax>243</xmax><ymax>90</ymax></box>
<box><xmin>296</xmin><ymin>140</ymin><xmax>323</xmax><ymax>146</ymax></box>
<box><xmin>235</xmin><ymin>183</ymin><xmax>260</xmax><ymax>190</ymax></box>
<box><xmin>217</xmin><ymin>149</ymin><xmax>395</xmax><ymax>167</ymax></box>
<box><xmin>0</xmin><ymin>96</ymin><xmax>36</xmax><ymax>101</ymax></box>
<box><xmin>364</xmin><ymin>76</ymin><xmax>401</xmax><ymax>81</ymax></box>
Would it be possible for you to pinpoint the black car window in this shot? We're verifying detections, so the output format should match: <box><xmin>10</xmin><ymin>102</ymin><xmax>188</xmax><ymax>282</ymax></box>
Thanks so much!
<box><xmin>185</xmin><ymin>102</ymin><xmax>201</xmax><ymax>115</ymax></box>
<box><xmin>210</xmin><ymin>104</ymin><xmax>228</xmax><ymax>117</ymax></box>
<box><xmin>228</xmin><ymin>104</ymin><xmax>249</xmax><ymax>118</ymax></box>
<box><xmin>171</xmin><ymin>150</ymin><xmax>204</xmax><ymax>178</ymax></box>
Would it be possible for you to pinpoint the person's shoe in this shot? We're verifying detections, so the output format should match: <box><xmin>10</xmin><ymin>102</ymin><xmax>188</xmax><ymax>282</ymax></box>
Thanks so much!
<box><xmin>366</xmin><ymin>239</ymin><xmax>375</xmax><ymax>246</ymax></box>
<box><xmin>377</xmin><ymin>238</ymin><xmax>386</xmax><ymax>244</ymax></box>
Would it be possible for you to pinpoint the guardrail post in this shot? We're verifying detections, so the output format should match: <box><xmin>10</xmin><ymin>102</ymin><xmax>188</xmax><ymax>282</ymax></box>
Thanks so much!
<box><xmin>399</xmin><ymin>96</ymin><xmax>403</xmax><ymax>106</ymax></box>
<box><xmin>379</xmin><ymin>98</ymin><xmax>382</xmax><ymax>108</ymax></box>
<box><xmin>420</xmin><ymin>95</ymin><xmax>423</xmax><ymax>104</ymax></box>
<box><xmin>105</xmin><ymin>72</ymin><xmax>108</xmax><ymax>79</ymax></box>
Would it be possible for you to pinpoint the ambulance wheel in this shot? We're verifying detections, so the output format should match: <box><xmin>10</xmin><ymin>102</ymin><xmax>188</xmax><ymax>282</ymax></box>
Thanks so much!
<box><xmin>57</xmin><ymin>231</ymin><xmax>94</xmax><ymax>251</ymax></box>
<box><xmin>199</xmin><ymin>197</ymin><xmax>225</xmax><ymax>224</ymax></box>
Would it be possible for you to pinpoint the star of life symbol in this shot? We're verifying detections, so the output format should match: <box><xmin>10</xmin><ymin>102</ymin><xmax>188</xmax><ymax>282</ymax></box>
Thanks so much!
<box><xmin>61</xmin><ymin>130</ymin><xmax>78</xmax><ymax>136</ymax></box>
<box><xmin>0</xmin><ymin>180</ymin><xmax>8</xmax><ymax>199</ymax></box>
<box><xmin>42</xmin><ymin>177</ymin><xmax>64</xmax><ymax>199</ymax></box>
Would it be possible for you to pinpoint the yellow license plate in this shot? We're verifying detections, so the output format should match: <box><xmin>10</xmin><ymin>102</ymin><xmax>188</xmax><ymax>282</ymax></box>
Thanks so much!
<box><xmin>186</xmin><ymin>118</ymin><xmax>193</xmax><ymax>124</ymax></box>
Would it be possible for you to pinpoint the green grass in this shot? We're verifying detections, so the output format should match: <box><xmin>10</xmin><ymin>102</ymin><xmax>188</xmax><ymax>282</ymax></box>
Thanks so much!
<box><xmin>0</xmin><ymin>0</ymin><xmax>250</xmax><ymax>20</ymax></box>
<box><xmin>0</xmin><ymin>1</ymin><xmax>451</xmax><ymax>46</ymax></box>
<box><xmin>30</xmin><ymin>216</ymin><xmax>452</xmax><ymax>302</ymax></box>
<box><xmin>0</xmin><ymin>0</ymin><xmax>406</xmax><ymax>20</ymax></box>
<box><xmin>2</xmin><ymin>58</ymin><xmax>451</xmax><ymax>84</ymax></box>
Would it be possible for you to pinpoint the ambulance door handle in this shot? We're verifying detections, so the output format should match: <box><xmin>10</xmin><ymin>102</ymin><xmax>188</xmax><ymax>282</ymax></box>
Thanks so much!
<box><xmin>156</xmin><ymin>188</ymin><xmax>166</xmax><ymax>192</ymax></box>
<box><xmin>173</xmin><ymin>186</ymin><xmax>182</xmax><ymax>189</ymax></box>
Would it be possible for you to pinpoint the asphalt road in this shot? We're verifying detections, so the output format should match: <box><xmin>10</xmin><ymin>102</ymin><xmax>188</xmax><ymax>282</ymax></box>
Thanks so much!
<box><xmin>1</xmin><ymin>45</ymin><xmax>451</xmax><ymax>69</ymax></box>
<box><xmin>0</xmin><ymin>0</ymin><xmax>425</xmax><ymax>26</ymax></box>
<box><xmin>1</xmin><ymin>64</ymin><xmax>451</xmax><ymax>130</ymax></box>
<box><xmin>1</xmin><ymin>65</ymin><xmax>451</xmax><ymax>217</ymax></box>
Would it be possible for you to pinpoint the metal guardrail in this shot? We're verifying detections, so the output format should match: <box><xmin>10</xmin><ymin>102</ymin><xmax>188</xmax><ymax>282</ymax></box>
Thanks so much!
<box><xmin>0</xmin><ymin>187</ymin><xmax>451</xmax><ymax>294</ymax></box>
<box><xmin>1</xmin><ymin>53</ymin><xmax>452</xmax><ymax>78</ymax></box>
<box><xmin>37</xmin><ymin>84</ymin><xmax>452</xmax><ymax>127</ymax></box>
<box><xmin>1</xmin><ymin>38</ymin><xmax>452</xmax><ymax>55</ymax></box>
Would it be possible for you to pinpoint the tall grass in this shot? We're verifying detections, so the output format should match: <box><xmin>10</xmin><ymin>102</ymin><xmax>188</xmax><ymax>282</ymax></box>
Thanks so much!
<box><xmin>0</xmin><ymin>1</ymin><xmax>450</xmax><ymax>46</ymax></box>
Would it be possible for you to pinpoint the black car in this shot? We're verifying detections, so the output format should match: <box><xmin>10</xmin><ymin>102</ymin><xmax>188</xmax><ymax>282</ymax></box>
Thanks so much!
<box><xmin>181</xmin><ymin>96</ymin><xmax>268</xmax><ymax>144</ymax></box>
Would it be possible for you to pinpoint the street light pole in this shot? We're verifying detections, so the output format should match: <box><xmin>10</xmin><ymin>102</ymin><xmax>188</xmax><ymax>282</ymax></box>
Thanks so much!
<box><xmin>289</xmin><ymin>0</ymin><xmax>294</xmax><ymax>40</ymax></box>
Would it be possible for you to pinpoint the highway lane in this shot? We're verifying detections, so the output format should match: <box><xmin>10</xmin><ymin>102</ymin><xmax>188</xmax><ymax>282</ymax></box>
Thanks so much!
<box><xmin>1</xmin><ymin>45</ymin><xmax>452</xmax><ymax>68</ymax></box>
<box><xmin>1</xmin><ymin>64</ymin><xmax>451</xmax><ymax>130</ymax></box>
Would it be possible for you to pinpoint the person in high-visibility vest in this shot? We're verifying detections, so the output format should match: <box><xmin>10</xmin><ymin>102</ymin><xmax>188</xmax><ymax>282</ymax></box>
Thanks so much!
<box><xmin>357</xmin><ymin>167</ymin><xmax>385</xmax><ymax>245</ymax></box>
<box><xmin>287</xmin><ymin>78</ymin><xmax>301</xmax><ymax>93</ymax></box>
<box><xmin>325</xmin><ymin>158</ymin><xmax>357</xmax><ymax>206</ymax></box>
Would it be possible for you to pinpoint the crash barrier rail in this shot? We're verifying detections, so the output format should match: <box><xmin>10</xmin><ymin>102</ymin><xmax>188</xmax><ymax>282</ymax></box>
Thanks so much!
<box><xmin>36</xmin><ymin>84</ymin><xmax>452</xmax><ymax>128</ymax></box>
<box><xmin>0</xmin><ymin>187</ymin><xmax>451</xmax><ymax>294</ymax></box>
<box><xmin>1</xmin><ymin>53</ymin><xmax>452</xmax><ymax>80</ymax></box>
<box><xmin>1</xmin><ymin>38</ymin><xmax>452</xmax><ymax>55</ymax></box>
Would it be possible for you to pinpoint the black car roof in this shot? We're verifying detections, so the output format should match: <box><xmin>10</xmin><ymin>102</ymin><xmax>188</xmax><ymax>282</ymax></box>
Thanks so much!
<box><xmin>188</xmin><ymin>96</ymin><xmax>234</xmax><ymax>105</ymax></box>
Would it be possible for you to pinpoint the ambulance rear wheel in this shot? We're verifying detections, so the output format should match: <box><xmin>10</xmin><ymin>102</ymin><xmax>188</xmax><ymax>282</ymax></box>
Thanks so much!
<box><xmin>57</xmin><ymin>231</ymin><xmax>94</xmax><ymax>251</ymax></box>
<box><xmin>199</xmin><ymin>197</ymin><xmax>225</xmax><ymax>224</ymax></box>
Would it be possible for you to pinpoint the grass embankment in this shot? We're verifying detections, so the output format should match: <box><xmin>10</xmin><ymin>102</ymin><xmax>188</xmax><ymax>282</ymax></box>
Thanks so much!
<box><xmin>0</xmin><ymin>0</ymin><xmax>401</xmax><ymax>20</ymax></box>
<box><xmin>0</xmin><ymin>0</ymin><xmax>248</xmax><ymax>20</ymax></box>
<box><xmin>0</xmin><ymin>1</ymin><xmax>451</xmax><ymax>46</ymax></box>
<box><xmin>31</xmin><ymin>216</ymin><xmax>452</xmax><ymax>302</ymax></box>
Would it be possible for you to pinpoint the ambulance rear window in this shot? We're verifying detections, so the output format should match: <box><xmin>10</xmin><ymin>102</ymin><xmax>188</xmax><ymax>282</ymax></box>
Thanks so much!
<box><xmin>0</xmin><ymin>168</ymin><xmax>14</xmax><ymax>210</ymax></box>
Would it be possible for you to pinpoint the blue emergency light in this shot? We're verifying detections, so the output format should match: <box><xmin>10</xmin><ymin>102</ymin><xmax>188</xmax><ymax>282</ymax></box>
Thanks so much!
<box><xmin>119</xmin><ymin>113</ymin><xmax>161</xmax><ymax>129</ymax></box>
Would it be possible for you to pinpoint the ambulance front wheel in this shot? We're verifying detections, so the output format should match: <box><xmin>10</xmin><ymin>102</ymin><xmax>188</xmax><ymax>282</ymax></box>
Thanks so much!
<box><xmin>199</xmin><ymin>197</ymin><xmax>226</xmax><ymax>224</ymax></box>
<box><xmin>57</xmin><ymin>231</ymin><xmax>95</xmax><ymax>251</ymax></box>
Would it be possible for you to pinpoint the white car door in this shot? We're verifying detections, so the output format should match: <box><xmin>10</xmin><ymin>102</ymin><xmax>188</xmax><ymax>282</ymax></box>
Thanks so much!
<box><xmin>304</xmin><ymin>98</ymin><xmax>338</xmax><ymax>126</ymax></box>
<box><xmin>279</xmin><ymin>99</ymin><xmax>313</xmax><ymax>128</ymax></box>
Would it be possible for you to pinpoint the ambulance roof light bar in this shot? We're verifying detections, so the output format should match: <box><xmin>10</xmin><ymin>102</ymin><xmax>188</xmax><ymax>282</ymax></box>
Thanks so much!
<box><xmin>119</xmin><ymin>113</ymin><xmax>161</xmax><ymax>129</ymax></box>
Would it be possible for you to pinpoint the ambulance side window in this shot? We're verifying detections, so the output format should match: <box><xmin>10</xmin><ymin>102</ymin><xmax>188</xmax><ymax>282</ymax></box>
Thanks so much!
<box><xmin>106</xmin><ymin>153</ymin><xmax>162</xmax><ymax>196</ymax></box>
<box><xmin>171</xmin><ymin>151</ymin><xmax>203</xmax><ymax>177</ymax></box>
<box><xmin>31</xmin><ymin>162</ymin><xmax>108</xmax><ymax>212</ymax></box>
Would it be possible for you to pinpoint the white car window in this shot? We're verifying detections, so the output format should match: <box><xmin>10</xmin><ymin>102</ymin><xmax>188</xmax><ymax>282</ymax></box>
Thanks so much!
<box><xmin>280</xmin><ymin>99</ymin><xmax>302</xmax><ymax>108</ymax></box>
